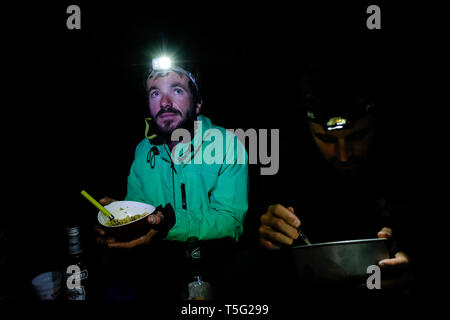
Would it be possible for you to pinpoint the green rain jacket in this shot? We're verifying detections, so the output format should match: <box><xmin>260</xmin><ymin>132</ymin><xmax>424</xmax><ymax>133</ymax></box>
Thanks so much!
<box><xmin>125</xmin><ymin>115</ymin><xmax>249</xmax><ymax>242</ymax></box>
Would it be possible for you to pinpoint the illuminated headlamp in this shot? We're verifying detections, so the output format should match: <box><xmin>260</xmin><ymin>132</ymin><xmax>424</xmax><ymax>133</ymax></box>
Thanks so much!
<box><xmin>152</xmin><ymin>56</ymin><xmax>172</xmax><ymax>70</ymax></box>
<box><xmin>148</xmin><ymin>56</ymin><xmax>199</xmax><ymax>92</ymax></box>
<box><xmin>306</xmin><ymin>102</ymin><xmax>375</xmax><ymax>131</ymax></box>
<box><xmin>307</xmin><ymin>110</ymin><xmax>351</xmax><ymax>131</ymax></box>
<box><xmin>326</xmin><ymin>117</ymin><xmax>349</xmax><ymax>131</ymax></box>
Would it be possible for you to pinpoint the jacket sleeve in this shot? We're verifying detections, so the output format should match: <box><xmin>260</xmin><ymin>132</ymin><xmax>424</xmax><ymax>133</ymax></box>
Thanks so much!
<box><xmin>125</xmin><ymin>142</ymin><xmax>146</xmax><ymax>203</ymax></box>
<box><xmin>166</xmin><ymin>135</ymin><xmax>249</xmax><ymax>242</ymax></box>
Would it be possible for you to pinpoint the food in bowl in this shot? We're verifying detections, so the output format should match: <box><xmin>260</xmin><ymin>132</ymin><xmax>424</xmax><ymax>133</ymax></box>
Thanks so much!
<box><xmin>105</xmin><ymin>212</ymin><xmax>149</xmax><ymax>227</ymax></box>
<box><xmin>97</xmin><ymin>201</ymin><xmax>156</xmax><ymax>241</ymax></box>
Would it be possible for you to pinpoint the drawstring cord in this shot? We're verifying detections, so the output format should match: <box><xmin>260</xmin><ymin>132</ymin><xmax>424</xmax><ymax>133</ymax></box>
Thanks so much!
<box><xmin>147</xmin><ymin>146</ymin><xmax>159</xmax><ymax>169</ymax></box>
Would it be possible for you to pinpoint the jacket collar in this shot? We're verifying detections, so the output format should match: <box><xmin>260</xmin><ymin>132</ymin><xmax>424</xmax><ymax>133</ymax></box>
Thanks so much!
<box><xmin>145</xmin><ymin>115</ymin><xmax>213</xmax><ymax>167</ymax></box>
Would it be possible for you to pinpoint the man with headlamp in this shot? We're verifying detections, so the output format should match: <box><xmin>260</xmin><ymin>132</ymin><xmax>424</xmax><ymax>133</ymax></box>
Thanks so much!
<box><xmin>92</xmin><ymin>55</ymin><xmax>248</xmax><ymax>300</ymax></box>
<box><xmin>95</xmin><ymin>56</ymin><xmax>248</xmax><ymax>246</ymax></box>
<box><xmin>232</xmin><ymin>58</ymin><xmax>413</xmax><ymax>298</ymax></box>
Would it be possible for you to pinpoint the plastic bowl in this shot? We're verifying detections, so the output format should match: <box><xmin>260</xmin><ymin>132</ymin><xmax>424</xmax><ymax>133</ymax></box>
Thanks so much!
<box><xmin>291</xmin><ymin>238</ymin><xmax>390</xmax><ymax>283</ymax></box>
<box><xmin>97</xmin><ymin>201</ymin><xmax>155</xmax><ymax>241</ymax></box>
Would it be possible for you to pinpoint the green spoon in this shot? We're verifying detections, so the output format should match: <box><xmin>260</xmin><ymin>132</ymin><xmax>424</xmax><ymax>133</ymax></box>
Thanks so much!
<box><xmin>80</xmin><ymin>190</ymin><xmax>119</xmax><ymax>225</ymax></box>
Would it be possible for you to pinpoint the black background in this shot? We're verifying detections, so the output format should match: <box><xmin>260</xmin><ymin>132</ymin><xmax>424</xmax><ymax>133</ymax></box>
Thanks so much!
<box><xmin>3</xmin><ymin>0</ymin><xmax>441</xmax><ymax>303</ymax></box>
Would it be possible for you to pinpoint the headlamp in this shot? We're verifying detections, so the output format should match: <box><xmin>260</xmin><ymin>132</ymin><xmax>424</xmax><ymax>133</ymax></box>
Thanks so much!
<box><xmin>306</xmin><ymin>102</ymin><xmax>375</xmax><ymax>131</ymax></box>
<box><xmin>326</xmin><ymin>117</ymin><xmax>348</xmax><ymax>131</ymax></box>
<box><xmin>152</xmin><ymin>56</ymin><xmax>172</xmax><ymax>70</ymax></box>
<box><xmin>147</xmin><ymin>56</ymin><xmax>199</xmax><ymax>93</ymax></box>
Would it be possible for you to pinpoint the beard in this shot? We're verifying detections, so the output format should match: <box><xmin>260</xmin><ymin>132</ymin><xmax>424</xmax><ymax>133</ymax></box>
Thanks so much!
<box><xmin>153</xmin><ymin>104</ymin><xmax>197</xmax><ymax>141</ymax></box>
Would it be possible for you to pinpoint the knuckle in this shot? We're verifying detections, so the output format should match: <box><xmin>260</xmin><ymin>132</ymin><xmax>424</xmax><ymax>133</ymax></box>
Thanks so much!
<box><xmin>260</xmin><ymin>214</ymin><xmax>268</xmax><ymax>224</ymax></box>
<box><xmin>275</xmin><ymin>218</ymin><xmax>284</xmax><ymax>230</ymax></box>
<box><xmin>274</xmin><ymin>232</ymin><xmax>284</xmax><ymax>242</ymax></box>
<box><xmin>260</xmin><ymin>239</ymin><xmax>272</xmax><ymax>250</ymax></box>
<box><xmin>258</xmin><ymin>225</ymin><xmax>267</xmax><ymax>236</ymax></box>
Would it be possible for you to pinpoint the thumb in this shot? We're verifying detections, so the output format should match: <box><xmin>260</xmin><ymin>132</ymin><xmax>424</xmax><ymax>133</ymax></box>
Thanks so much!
<box><xmin>287</xmin><ymin>207</ymin><xmax>295</xmax><ymax>214</ymax></box>
<box><xmin>148</xmin><ymin>212</ymin><xmax>163</xmax><ymax>225</ymax></box>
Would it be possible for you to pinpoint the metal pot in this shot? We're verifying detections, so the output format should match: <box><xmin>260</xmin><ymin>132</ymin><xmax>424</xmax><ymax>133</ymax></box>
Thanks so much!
<box><xmin>291</xmin><ymin>238</ymin><xmax>390</xmax><ymax>283</ymax></box>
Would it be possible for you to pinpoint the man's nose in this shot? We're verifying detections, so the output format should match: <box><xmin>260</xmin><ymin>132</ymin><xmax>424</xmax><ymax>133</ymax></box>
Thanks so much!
<box><xmin>160</xmin><ymin>93</ymin><xmax>172</xmax><ymax>108</ymax></box>
<box><xmin>336</xmin><ymin>139</ymin><xmax>350</xmax><ymax>163</ymax></box>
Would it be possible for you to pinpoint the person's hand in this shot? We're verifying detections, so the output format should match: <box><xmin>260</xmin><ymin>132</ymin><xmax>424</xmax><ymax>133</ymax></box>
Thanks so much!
<box><xmin>94</xmin><ymin>196</ymin><xmax>119</xmax><ymax>246</ymax></box>
<box><xmin>375</xmin><ymin>227</ymin><xmax>412</xmax><ymax>291</ymax></box>
<box><xmin>95</xmin><ymin>210</ymin><xmax>165</xmax><ymax>249</ymax></box>
<box><xmin>94</xmin><ymin>196</ymin><xmax>165</xmax><ymax>249</ymax></box>
<box><xmin>377</xmin><ymin>227</ymin><xmax>409</xmax><ymax>268</ymax></box>
<box><xmin>99</xmin><ymin>196</ymin><xmax>117</xmax><ymax>206</ymax></box>
<box><xmin>259</xmin><ymin>204</ymin><xmax>300</xmax><ymax>250</ymax></box>
<box><xmin>94</xmin><ymin>196</ymin><xmax>118</xmax><ymax>245</ymax></box>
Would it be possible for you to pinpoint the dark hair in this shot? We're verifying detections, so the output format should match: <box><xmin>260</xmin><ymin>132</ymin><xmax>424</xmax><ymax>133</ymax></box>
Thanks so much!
<box><xmin>300</xmin><ymin>56</ymin><xmax>379</xmax><ymax>123</ymax></box>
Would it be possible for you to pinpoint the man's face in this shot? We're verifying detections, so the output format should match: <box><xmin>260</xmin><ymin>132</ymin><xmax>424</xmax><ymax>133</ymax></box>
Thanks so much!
<box><xmin>147</xmin><ymin>72</ymin><xmax>201</xmax><ymax>136</ymax></box>
<box><xmin>309</xmin><ymin>114</ymin><xmax>376</xmax><ymax>178</ymax></box>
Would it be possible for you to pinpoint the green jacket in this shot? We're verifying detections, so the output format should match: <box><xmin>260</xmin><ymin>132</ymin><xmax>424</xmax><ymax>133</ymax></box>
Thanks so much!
<box><xmin>125</xmin><ymin>115</ymin><xmax>249</xmax><ymax>241</ymax></box>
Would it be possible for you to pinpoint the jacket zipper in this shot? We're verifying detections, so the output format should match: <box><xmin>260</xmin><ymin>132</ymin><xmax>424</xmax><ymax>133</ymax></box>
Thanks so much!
<box><xmin>172</xmin><ymin>168</ymin><xmax>175</xmax><ymax>207</ymax></box>
<box><xmin>181</xmin><ymin>183</ymin><xmax>187</xmax><ymax>210</ymax></box>
<box><xmin>164</xmin><ymin>144</ymin><xmax>177</xmax><ymax>208</ymax></box>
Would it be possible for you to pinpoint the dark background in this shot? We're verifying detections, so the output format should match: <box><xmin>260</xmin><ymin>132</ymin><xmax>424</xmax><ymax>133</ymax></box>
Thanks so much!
<box><xmin>3</xmin><ymin>1</ymin><xmax>439</xmax><ymax>301</ymax></box>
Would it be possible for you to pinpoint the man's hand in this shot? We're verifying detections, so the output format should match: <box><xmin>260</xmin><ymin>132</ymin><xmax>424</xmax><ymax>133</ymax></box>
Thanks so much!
<box><xmin>377</xmin><ymin>227</ymin><xmax>409</xmax><ymax>268</ymax></box>
<box><xmin>259</xmin><ymin>204</ymin><xmax>300</xmax><ymax>250</ymax></box>
<box><xmin>107</xmin><ymin>210</ymin><xmax>164</xmax><ymax>249</ymax></box>
<box><xmin>94</xmin><ymin>195</ymin><xmax>165</xmax><ymax>249</ymax></box>
<box><xmin>94</xmin><ymin>196</ymin><xmax>119</xmax><ymax>246</ymax></box>
<box><xmin>374</xmin><ymin>227</ymin><xmax>412</xmax><ymax>291</ymax></box>
<box><xmin>99</xmin><ymin>196</ymin><xmax>117</xmax><ymax>206</ymax></box>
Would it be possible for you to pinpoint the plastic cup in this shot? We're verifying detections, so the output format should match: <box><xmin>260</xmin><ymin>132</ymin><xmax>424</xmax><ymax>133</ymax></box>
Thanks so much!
<box><xmin>31</xmin><ymin>271</ymin><xmax>62</xmax><ymax>300</ymax></box>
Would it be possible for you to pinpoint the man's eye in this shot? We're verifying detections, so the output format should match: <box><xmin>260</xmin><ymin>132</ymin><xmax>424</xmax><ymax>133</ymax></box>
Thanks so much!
<box><xmin>150</xmin><ymin>91</ymin><xmax>159</xmax><ymax>98</ymax></box>
<box><xmin>174</xmin><ymin>88</ymin><xmax>184</xmax><ymax>95</ymax></box>
<box><xmin>316</xmin><ymin>134</ymin><xmax>336</xmax><ymax>143</ymax></box>
<box><xmin>346</xmin><ymin>129</ymin><xmax>369</xmax><ymax>141</ymax></box>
